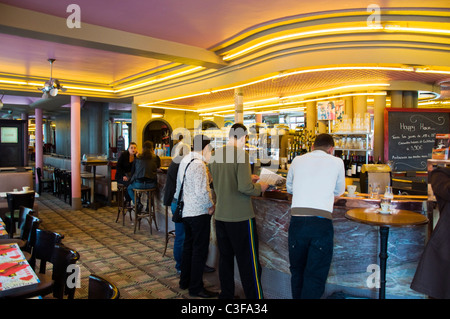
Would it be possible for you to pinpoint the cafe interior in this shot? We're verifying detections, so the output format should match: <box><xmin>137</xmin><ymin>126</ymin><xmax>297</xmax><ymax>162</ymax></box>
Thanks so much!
<box><xmin>0</xmin><ymin>0</ymin><xmax>449</xmax><ymax>300</ymax></box>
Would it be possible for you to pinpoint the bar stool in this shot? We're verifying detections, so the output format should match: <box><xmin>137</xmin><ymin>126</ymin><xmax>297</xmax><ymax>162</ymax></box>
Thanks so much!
<box><xmin>133</xmin><ymin>188</ymin><xmax>158</xmax><ymax>234</ymax></box>
<box><xmin>115</xmin><ymin>184</ymin><xmax>132</xmax><ymax>225</ymax></box>
<box><xmin>163</xmin><ymin>206</ymin><xmax>176</xmax><ymax>257</ymax></box>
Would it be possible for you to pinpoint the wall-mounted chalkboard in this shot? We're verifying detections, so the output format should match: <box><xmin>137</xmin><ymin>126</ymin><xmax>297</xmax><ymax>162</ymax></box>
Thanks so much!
<box><xmin>384</xmin><ymin>108</ymin><xmax>450</xmax><ymax>171</ymax></box>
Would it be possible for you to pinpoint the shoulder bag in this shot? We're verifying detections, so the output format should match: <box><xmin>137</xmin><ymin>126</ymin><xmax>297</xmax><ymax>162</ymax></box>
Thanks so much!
<box><xmin>172</xmin><ymin>158</ymin><xmax>196</xmax><ymax>223</ymax></box>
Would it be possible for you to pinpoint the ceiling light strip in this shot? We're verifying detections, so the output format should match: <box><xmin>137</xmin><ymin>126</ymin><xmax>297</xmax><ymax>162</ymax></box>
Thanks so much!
<box><xmin>222</xmin><ymin>25</ymin><xmax>450</xmax><ymax>61</ymax></box>
<box><xmin>115</xmin><ymin>66</ymin><xmax>205</xmax><ymax>93</ymax></box>
<box><xmin>205</xmin><ymin>91</ymin><xmax>387</xmax><ymax>116</ymax></box>
<box><xmin>223</xmin><ymin>26</ymin><xmax>382</xmax><ymax>61</ymax></box>
<box><xmin>144</xmin><ymin>66</ymin><xmax>412</xmax><ymax>106</ymax></box>
<box><xmin>198</xmin><ymin>84</ymin><xmax>390</xmax><ymax>113</ymax></box>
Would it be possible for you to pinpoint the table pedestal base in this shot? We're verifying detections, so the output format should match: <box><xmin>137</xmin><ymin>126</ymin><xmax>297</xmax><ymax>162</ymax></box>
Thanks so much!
<box><xmin>379</xmin><ymin>226</ymin><xmax>389</xmax><ymax>299</ymax></box>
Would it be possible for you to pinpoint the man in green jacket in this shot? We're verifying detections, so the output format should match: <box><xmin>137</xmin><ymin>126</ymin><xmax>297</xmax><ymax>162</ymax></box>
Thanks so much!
<box><xmin>209</xmin><ymin>123</ymin><xmax>269</xmax><ymax>299</ymax></box>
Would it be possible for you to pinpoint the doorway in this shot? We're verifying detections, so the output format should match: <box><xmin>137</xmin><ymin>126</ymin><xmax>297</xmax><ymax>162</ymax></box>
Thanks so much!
<box><xmin>143</xmin><ymin>119</ymin><xmax>173</xmax><ymax>154</ymax></box>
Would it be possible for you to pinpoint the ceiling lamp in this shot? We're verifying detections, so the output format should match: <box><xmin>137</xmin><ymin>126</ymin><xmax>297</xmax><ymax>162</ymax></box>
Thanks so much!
<box><xmin>40</xmin><ymin>59</ymin><xmax>66</xmax><ymax>98</ymax></box>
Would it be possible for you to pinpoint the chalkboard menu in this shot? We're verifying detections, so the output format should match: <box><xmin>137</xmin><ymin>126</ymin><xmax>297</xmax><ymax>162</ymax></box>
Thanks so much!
<box><xmin>384</xmin><ymin>108</ymin><xmax>450</xmax><ymax>171</ymax></box>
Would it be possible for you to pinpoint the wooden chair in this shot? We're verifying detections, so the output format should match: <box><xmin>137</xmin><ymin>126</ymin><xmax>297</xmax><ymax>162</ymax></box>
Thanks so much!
<box><xmin>5</xmin><ymin>192</ymin><xmax>35</xmax><ymax>237</ymax></box>
<box><xmin>29</xmin><ymin>228</ymin><xmax>64</xmax><ymax>273</ymax></box>
<box><xmin>6</xmin><ymin>244</ymin><xmax>80</xmax><ymax>299</ymax></box>
<box><xmin>133</xmin><ymin>188</ymin><xmax>158</xmax><ymax>235</ymax></box>
<box><xmin>50</xmin><ymin>244</ymin><xmax>80</xmax><ymax>299</ymax></box>
<box><xmin>0</xmin><ymin>209</ymin><xmax>38</xmax><ymax>251</ymax></box>
<box><xmin>88</xmin><ymin>274</ymin><xmax>120</xmax><ymax>299</ymax></box>
<box><xmin>36</xmin><ymin>167</ymin><xmax>54</xmax><ymax>195</ymax></box>
<box><xmin>115</xmin><ymin>183</ymin><xmax>133</xmax><ymax>225</ymax></box>
<box><xmin>53</xmin><ymin>168</ymin><xmax>63</xmax><ymax>198</ymax></box>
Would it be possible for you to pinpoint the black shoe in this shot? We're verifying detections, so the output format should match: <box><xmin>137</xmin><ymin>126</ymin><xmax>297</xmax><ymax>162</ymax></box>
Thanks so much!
<box><xmin>203</xmin><ymin>265</ymin><xmax>215</xmax><ymax>273</ymax></box>
<box><xmin>189</xmin><ymin>289</ymin><xmax>219</xmax><ymax>298</ymax></box>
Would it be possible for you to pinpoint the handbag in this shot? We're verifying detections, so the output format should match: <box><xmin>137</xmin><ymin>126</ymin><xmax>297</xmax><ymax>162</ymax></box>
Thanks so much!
<box><xmin>172</xmin><ymin>159</ymin><xmax>195</xmax><ymax>223</ymax></box>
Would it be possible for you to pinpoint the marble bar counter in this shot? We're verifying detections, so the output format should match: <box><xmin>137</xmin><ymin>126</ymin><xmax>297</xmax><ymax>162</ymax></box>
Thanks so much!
<box><xmin>153</xmin><ymin>171</ymin><xmax>428</xmax><ymax>298</ymax></box>
<box><xmin>252</xmin><ymin>191</ymin><xmax>429</xmax><ymax>298</ymax></box>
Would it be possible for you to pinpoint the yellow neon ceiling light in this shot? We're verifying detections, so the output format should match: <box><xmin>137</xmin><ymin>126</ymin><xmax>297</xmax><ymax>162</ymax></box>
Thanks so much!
<box><xmin>198</xmin><ymin>83</ymin><xmax>390</xmax><ymax>114</ymax></box>
<box><xmin>199</xmin><ymin>91</ymin><xmax>388</xmax><ymax>116</ymax></box>
<box><xmin>222</xmin><ymin>25</ymin><xmax>450</xmax><ymax>61</ymax></box>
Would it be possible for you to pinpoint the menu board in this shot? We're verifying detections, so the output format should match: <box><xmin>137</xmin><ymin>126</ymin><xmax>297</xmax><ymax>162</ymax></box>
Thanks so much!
<box><xmin>384</xmin><ymin>108</ymin><xmax>450</xmax><ymax>171</ymax></box>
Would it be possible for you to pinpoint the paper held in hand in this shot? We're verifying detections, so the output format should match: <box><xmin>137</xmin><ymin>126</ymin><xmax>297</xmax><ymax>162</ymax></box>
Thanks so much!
<box><xmin>258</xmin><ymin>168</ymin><xmax>286</xmax><ymax>186</ymax></box>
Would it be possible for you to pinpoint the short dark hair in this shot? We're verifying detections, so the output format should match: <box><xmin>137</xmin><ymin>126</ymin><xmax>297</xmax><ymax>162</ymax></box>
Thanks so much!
<box><xmin>229</xmin><ymin>123</ymin><xmax>248</xmax><ymax>139</ymax></box>
<box><xmin>193</xmin><ymin>134</ymin><xmax>211</xmax><ymax>152</ymax></box>
<box><xmin>143</xmin><ymin>140</ymin><xmax>154</xmax><ymax>150</ymax></box>
<box><xmin>313</xmin><ymin>133</ymin><xmax>335</xmax><ymax>149</ymax></box>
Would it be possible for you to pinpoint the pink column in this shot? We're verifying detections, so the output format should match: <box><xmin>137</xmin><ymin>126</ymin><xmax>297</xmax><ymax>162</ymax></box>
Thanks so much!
<box><xmin>35</xmin><ymin>108</ymin><xmax>43</xmax><ymax>186</ymax></box>
<box><xmin>71</xmin><ymin>96</ymin><xmax>82</xmax><ymax>209</ymax></box>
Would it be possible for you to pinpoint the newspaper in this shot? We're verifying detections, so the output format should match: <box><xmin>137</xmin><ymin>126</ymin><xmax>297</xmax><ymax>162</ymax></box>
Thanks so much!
<box><xmin>258</xmin><ymin>168</ymin><xmax>286</xmax><ymax>186</ymax></box>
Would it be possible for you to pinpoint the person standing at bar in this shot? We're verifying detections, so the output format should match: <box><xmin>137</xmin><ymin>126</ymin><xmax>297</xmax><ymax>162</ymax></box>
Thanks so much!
<box><xmin>411</xmin><ymin>166</ymin><xmax>450</xmax><ymax>299</ymax></box>
<box><xmin>172</xmin><ymin>134</ymin><xmax>190</xmax><ymax>158</ymax></box>
<box><xmin>127</xmin><ymin>141</ymin><xmax>160</xmax><ymax>205</ymax></box>
<box><xmin>116</xmin><ymin>142</ymin><xmax>137</xmax><ymax>202</ymax></box>
<box><xmin>176</xmin><ymin>134</ymin><xmax>217</xmax><ymax>298</ymax></box>
<box><xmin>163</xmin><ymin>153</ymin><xmax>188</xmax><ymax>275</ymax></box>
<box><xmin>286</xmin><ymin>133</ymin><xmax>345</xmax><ymax>299</ymax></box>
<box><xmin>209</xmin><ymin>123</ymin><xmax>269</xmax><ymax>299</ymax></box>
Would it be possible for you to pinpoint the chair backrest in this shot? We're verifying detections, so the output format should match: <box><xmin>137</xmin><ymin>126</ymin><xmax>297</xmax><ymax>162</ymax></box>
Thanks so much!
<box><xmin>17</xmin><ymin>206</ymin><xmax>34</xmax><ymax>230</ymax></box>
<box><xmin>36</xmin><ymin>167</ymin><xmax>43</xmax><ymax>182</ymax></box>
<box><xmin>30</xmin><ymin>228</ymin><xmax>65</xmax><ymax>274</ymax></box>
<box><xmin>21</xmin><ymin>214</ymin><xmax>40</xmax><ymax>253</ymax></box>
<box><xmin>51</xmin><ymin>244</ymin><xmax>80</xmax><ymax>299</ymax></box>
<box><xmin>7</xmin><ymin>192</ymin><xmax>35</xmax><ymax>212</ymax></box>
<box><xmin>88</xmin><ymin>274</ymin><xmax>120</xmax><ymax>299</ymax></box>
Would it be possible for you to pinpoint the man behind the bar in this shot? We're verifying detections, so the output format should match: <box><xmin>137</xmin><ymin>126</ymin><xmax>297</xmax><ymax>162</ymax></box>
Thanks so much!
<box><xmin>209</xmin><ymin>123</ymin><xmax>269</xmax><ymax>299</ymax></box>
<box><xmin>286</xmin><ymin>133</ymin><xmax>345</xmax><ymax>299</ymax></box>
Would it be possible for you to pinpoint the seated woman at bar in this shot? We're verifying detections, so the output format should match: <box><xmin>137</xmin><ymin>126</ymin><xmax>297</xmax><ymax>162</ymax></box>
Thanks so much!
<box><xmin>127</xmin><ymin>141</ymin><xmax>161</xmax><ymax>205</ymax></box>
<box><xmin>116</xmin><ymin>142</ymin><xmax>137</xmax><ymax>201</ymax></box>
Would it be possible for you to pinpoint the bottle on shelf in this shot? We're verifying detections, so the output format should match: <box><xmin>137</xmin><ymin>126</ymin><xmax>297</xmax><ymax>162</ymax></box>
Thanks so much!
<box><xmin>356</xmin><ymin>155</ymin><xmax>362</xmax><ymax>178</ymax></box>
<box><xmin>346</xmin><ymin>154</ymin><xmax>353</xmax><ymax>177</ymax></box>
<box><xmin>376</xmin><ymin>155</ymin><xmax>383</xmax><ymax>164</ymax></box>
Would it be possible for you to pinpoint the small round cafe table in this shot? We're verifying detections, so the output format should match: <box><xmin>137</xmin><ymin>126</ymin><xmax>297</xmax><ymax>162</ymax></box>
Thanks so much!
<box><xmin>345</xmin><ymin>208</ymin><xmax>428</xmax><ymax>299</ymax></box>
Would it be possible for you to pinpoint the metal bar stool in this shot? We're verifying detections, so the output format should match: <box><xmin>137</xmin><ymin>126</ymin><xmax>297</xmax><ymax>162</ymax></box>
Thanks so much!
<box><xmin>133</xmin><ymin>188</ymin><xmax>158</xmax><ymax>234</ymax></box>
<box><xmin>163</xmin><ymin>206</ymin><xmax>176</xmax><ymax>257</ymax></box>
<box><xmin>115</xmin><ymin>184</ymin><xmax>132</xmax><ymax>225</ymax></box>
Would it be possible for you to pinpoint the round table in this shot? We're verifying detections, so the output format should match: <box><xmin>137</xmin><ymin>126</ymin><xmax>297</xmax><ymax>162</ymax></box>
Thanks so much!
<box><xmin>345</xmin><ymin>208</ymin><xmax>428</xmax><ymax>299</ymax></box>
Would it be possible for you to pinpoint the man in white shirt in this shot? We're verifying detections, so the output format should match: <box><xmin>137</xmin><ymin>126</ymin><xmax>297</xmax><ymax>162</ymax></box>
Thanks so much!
<box><xmin>172</xmin><ymin>135</ymin><xmax>190</xmax><ymax>158</ymax></box>
<box><xmin>286</xmin><ymin>133</ymin><xmax>345</xmax><ymax>299</ymax></box>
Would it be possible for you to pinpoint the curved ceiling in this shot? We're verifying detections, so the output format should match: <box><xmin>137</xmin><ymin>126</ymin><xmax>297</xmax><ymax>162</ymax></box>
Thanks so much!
<box><xmin>0</xmin><ymin>0</ymin><xmax>449</xmax><ymax>116</ymax></box>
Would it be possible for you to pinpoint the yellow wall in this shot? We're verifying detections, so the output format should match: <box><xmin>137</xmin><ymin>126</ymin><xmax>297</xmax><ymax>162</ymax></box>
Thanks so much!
<box><xmin>133</xmin><ymin>106</ymin><xmax>223</xmax><ymax>149</ymax></box>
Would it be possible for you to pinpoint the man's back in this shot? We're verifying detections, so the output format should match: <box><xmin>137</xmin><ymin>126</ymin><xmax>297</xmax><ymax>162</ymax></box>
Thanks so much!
<box><xmin>209</xmin><ymin>145</ymin><xmax>261</xmax><ymax>222</ymax></box>
<box><xmin>286</xmin><ymin>150</ymin><xmax>345</xmax><ymax>214</ymax></box>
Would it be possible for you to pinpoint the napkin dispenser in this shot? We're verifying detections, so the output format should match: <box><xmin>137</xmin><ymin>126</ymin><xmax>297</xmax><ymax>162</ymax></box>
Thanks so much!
<box><xmin>360</xmin><ymin>164</ymin><xmax>391</xmax><ymax>194</ymax></box>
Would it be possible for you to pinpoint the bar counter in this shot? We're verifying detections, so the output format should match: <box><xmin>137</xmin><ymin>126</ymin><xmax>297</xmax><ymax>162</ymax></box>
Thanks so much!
<box><xmin>154</xmin><ymin>170</ymin><xmax>428</xmax><ymax>299</ymax></box>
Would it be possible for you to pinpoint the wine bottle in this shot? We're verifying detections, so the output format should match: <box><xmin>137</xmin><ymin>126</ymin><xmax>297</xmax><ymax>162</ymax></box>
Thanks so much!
<box><xmin>347</xmin><ymin>154</ymin><xmax>353</xmax><ymax>177</ymax></box>
<box><xmin>356</xmin><ymin>155</ymin><xmax>362</xmax><ymax>178</ymax></box>
<box><xmin>351</xmin><ymin>153</ymin><xmax>357</xmax><ymax>177</ymax></box>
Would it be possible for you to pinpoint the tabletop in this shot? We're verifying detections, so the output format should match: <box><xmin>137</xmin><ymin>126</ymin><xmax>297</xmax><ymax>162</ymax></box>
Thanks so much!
<box><xmin>0</xmin><ymin>190</ymin><xmax>39</xmax><ymax>199</ymax></box>
<box><xmin>0</xmin><ymin>243</ymin><xmax>40</xmax><ymax>297</ymax></box>
<box><xmin>345</xmin><ymin>208</ymin><xmax>429</xmax><ymax>228</ymax></box>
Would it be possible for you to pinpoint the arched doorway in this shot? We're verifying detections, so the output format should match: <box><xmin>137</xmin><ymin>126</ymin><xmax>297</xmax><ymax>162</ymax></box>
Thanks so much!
<box><xmin>143</xmin><ymin>119</ymin><xmax>173</xmax><ymax>156</ymax></box>
<box><xmin>201</xmin><ymin>120</ymin><xmax>219</xmax><ymax>130</ymax></box>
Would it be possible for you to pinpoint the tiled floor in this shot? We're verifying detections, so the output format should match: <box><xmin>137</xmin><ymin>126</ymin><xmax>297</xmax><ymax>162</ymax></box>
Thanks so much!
<box><xmin>36</xmin><ymin>193</ymin><xmax>221</xmax><ymax>299</ymax></box>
